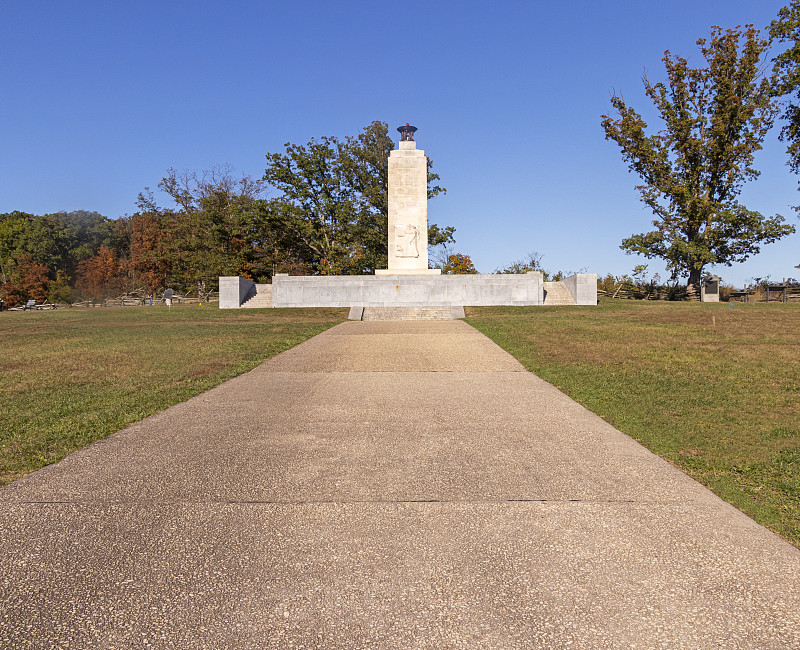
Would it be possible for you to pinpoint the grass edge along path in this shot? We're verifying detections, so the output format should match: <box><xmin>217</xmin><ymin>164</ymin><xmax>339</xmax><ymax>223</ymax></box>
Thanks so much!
<box><xmin>0</xmin><ymin>304</ymin><xmax>347</xmax><ymax>486</ymax></box>
<box><xmin>466</xmin><ymin>301</ymin><xmax>800</xmax><ymax>549</ymax></box>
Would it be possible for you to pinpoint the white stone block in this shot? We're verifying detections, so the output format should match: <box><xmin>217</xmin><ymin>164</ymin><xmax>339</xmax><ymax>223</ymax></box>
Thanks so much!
<box><xmin>219</xmin><ymin>276</ymin><xmax>255</xmax><ymax>309</ymax></box>
<box><xmin>563</xmin><ymin>273</ymin><xmax>597</xmax><ymax>305</ymax></box>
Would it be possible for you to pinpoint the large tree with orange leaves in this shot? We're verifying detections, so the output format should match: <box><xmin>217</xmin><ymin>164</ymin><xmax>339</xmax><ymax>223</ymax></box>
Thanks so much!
<box><xmin>75</xmin><ymin>245</ymin><xmax>124</xmax><ymax>301</ymax></box>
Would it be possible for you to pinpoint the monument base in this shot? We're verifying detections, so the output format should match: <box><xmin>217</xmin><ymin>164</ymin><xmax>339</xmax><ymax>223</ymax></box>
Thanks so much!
<box><xmin>375</xmin><ymin>268</ymin><xmax>442</xmax><ymax>276</ymax></box>
<box><xmin>219</xmin><ymin>273</ymin><xmax>598</xmax><ymax>309</ymax></box>
<box><xmin>268</xmin><ymin>272</ymin><xmax>545</xmax><ymax>307</ymax></box>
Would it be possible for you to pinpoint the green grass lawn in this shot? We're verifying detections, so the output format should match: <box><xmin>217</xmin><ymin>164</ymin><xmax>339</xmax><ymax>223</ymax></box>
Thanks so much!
<box><xmin>3</xmin><ymin>299</ymin><xmax>798</xmax><ymax>548</ymax></box>
<box><xmin>0</xmin><ymin>303</ymin><xmax>347</xmax><ymax>486</ymax></box>
<box><xmin>467</xmin><ymin>299</ymin><xmax>800</xmax><ymax>547</ymax></box>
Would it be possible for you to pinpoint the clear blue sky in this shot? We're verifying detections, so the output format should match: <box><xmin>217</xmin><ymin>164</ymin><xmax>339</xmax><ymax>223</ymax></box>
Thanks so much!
<box><xmin>2</xmin><ymin>0</ymin><xmax>797</xmax><ymax>286</ymax></box>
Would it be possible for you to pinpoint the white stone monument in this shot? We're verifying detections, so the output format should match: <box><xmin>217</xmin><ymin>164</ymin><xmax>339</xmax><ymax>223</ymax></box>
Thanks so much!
<box><xmin>219</xmin><ymin>122</ymin><xmax>598</xmax><ymax>311</ymax></box>
<box><xmin>376</xmin><ymin>124</ymin><xmax>441</xmax><ymax>275</ymax></box>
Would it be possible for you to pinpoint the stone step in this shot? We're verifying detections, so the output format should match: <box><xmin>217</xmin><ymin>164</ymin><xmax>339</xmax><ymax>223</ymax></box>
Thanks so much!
<box><xmin>543</xmin><ymin>281</ymin><xmax>576</xmax><ymax>306</ymax></box>
<box><xmin>354</xmin><ymin>306</ymin><xmax>465</xmax><ymax>321</ymax></box>
<box><xmin>241</xmin><ymin>284</ymin><xmax>273</xmax><ymax>308</ymax></box>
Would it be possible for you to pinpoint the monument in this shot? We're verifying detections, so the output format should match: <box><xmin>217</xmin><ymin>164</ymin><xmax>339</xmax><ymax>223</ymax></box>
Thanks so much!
<box><xmin>219</xmin><ymin>123</ymin><xmax>597</xmax><ymax>311</ymax></box>
<box><xmin>377</xmin><ymin>124</ymin><xmax>440</xmax><ymax>275</ymax></box>
<box><xmin>701</xmin><ymin>275</ymin><xmax>721</xmax><ymax>303</ymax></box>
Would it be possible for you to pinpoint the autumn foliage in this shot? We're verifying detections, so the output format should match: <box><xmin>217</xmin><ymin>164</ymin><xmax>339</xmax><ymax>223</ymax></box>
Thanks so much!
<box><xmin>0</xmin><ymin>254</ymin><xmax>50</xmax><ymax>305</ymax></box>
<box><xmin>0</xmin><ymin>123</ymin><xmax>454</xmax><ymax>306</ymax></box>
<box><xmin>75</xmin><ymin>246</ymin><xmax>124</xmax><ymax>301</ymax></box>
<box><xmin>443</xmin><ymin>253</ymin><xmax>478</xmax><ymax>274</ymax></box>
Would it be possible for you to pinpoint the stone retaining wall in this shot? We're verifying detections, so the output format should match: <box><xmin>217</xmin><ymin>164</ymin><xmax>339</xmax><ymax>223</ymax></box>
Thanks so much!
<box><xmin>271</xmin><ymin>272</ymin><xmax>544</xmax><ymax>307</ymax></box>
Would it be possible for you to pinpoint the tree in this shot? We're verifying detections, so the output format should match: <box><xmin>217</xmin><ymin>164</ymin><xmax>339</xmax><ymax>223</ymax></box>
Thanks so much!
<box><xmin>159</xmin><ymin>169</ymin><xmax>262</xmax><ymax>286</ymax></box>
<box><xmin>771</xmin><ymin>2</ymin><xmax>800</xmax><ymax>178</ymax></box>
<box><xmin>427</xmin><ymin>223</ymin><xmax>456</xmax><ymax>261</ymax></box>
<box><xmin>494</xmin><ymin>251</ymin><xmax>546</xmax><ymax>275</ymax></box>
<box><xmin>264</xmin><ymin>136</ymin><xmax>359</xmax><ymax>274</ymax></box>
<box><xmin>130</xmin><ymin>167</ymin><xmax>280</xmax><ymax>291</ymax></box>
<box><xmin>0</xmin><ymin>212</ymin><xmax>32</xmax><ymax>284</ymax></box>
<box><xmin>6</xmin><ymin>254</ymin><xmax>50</xmax><ymax>304</ymax></box>
<box><xmin>263</xmin><ymin>121</ymin><xmax>452</xmax><ymax>274</ymax></box>
<box><xmin>493</xmin><ymin>251</ymin><xmax>569</xmax><ymax>281</ymax></box>
<box><xmin>0</xmin><ymin>210</ymin><xmax>117</xmax><ymax>299</ymax></box>
<box><xmin>129</xmin><ymin>206</ymin><xmax>174</xmax><ymax>293</ymax></box>
<box><xmin>602</xmin><ymin>25</ymin><xmax>795</xmax><ymax>288</ymax></box>
<box><xmin>75</xmin><ymin>245</ymin><xmax>124</xmax><ymax>301</ymax></box>
<box><xmin>56</xmin><ymin>211</ymin><xmax>115</xmax><ymax>273</ymax></box>
<box><xmin>48</xmin><ymin>270</ymin><xmax>72</xmax><ymax>304</ymax></box>
<box><xmin>443</xmin><ymin>253</ymin><xmax>478</xmax><ymax>274</ymax></box>
<box><xmin>770</xmin><ymin>1</ymin><xmax>800</xmax><ymax>264</ymax></box>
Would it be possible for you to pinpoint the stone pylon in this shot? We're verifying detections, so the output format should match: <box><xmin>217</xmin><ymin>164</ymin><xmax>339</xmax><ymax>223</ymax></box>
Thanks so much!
<box><xmin>378</xmin><ymin>124</ymin><xmax>441</xmax><ymax>275</ymax></box>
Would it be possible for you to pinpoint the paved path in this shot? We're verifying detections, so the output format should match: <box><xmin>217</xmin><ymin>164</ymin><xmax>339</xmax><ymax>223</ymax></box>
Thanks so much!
<box><xmin>2</xmin><ymin>320</ymin><xmax>799</xmax><ymax>649</ymax></box>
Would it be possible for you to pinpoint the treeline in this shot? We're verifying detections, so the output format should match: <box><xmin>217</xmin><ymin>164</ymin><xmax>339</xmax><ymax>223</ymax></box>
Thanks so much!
<box><xmin>493</xmin><ymin>251</ymin><xmax>574</xmax><ymax>281</ymax></box>
<box><xmin>597</xmin><ymin>267</ymin><xmax>800</xmax><ymax>301</ymax></box>
<box><xmin>0</xmin><ymin>210</ymin><xmax>129</xmax><ymax>305</ymax></box>
<box><xmin>0</xmin><ymin>121</ymin><xmax>454</xmax><ymax>307</ymax></box>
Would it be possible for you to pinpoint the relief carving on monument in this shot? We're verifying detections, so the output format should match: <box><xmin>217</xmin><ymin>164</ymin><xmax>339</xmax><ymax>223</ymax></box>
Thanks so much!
<box><xmin>395</xmin><ymin>223</ymin><xmax>420</xmax><ymax>257</ymax></box>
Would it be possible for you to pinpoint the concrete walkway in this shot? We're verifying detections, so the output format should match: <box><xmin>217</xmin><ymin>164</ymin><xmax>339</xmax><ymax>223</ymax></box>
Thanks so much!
<box><xmin>2</xmin><ymin>320</ymin><xmax>799</xmax><ymax>649</ymax></box>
